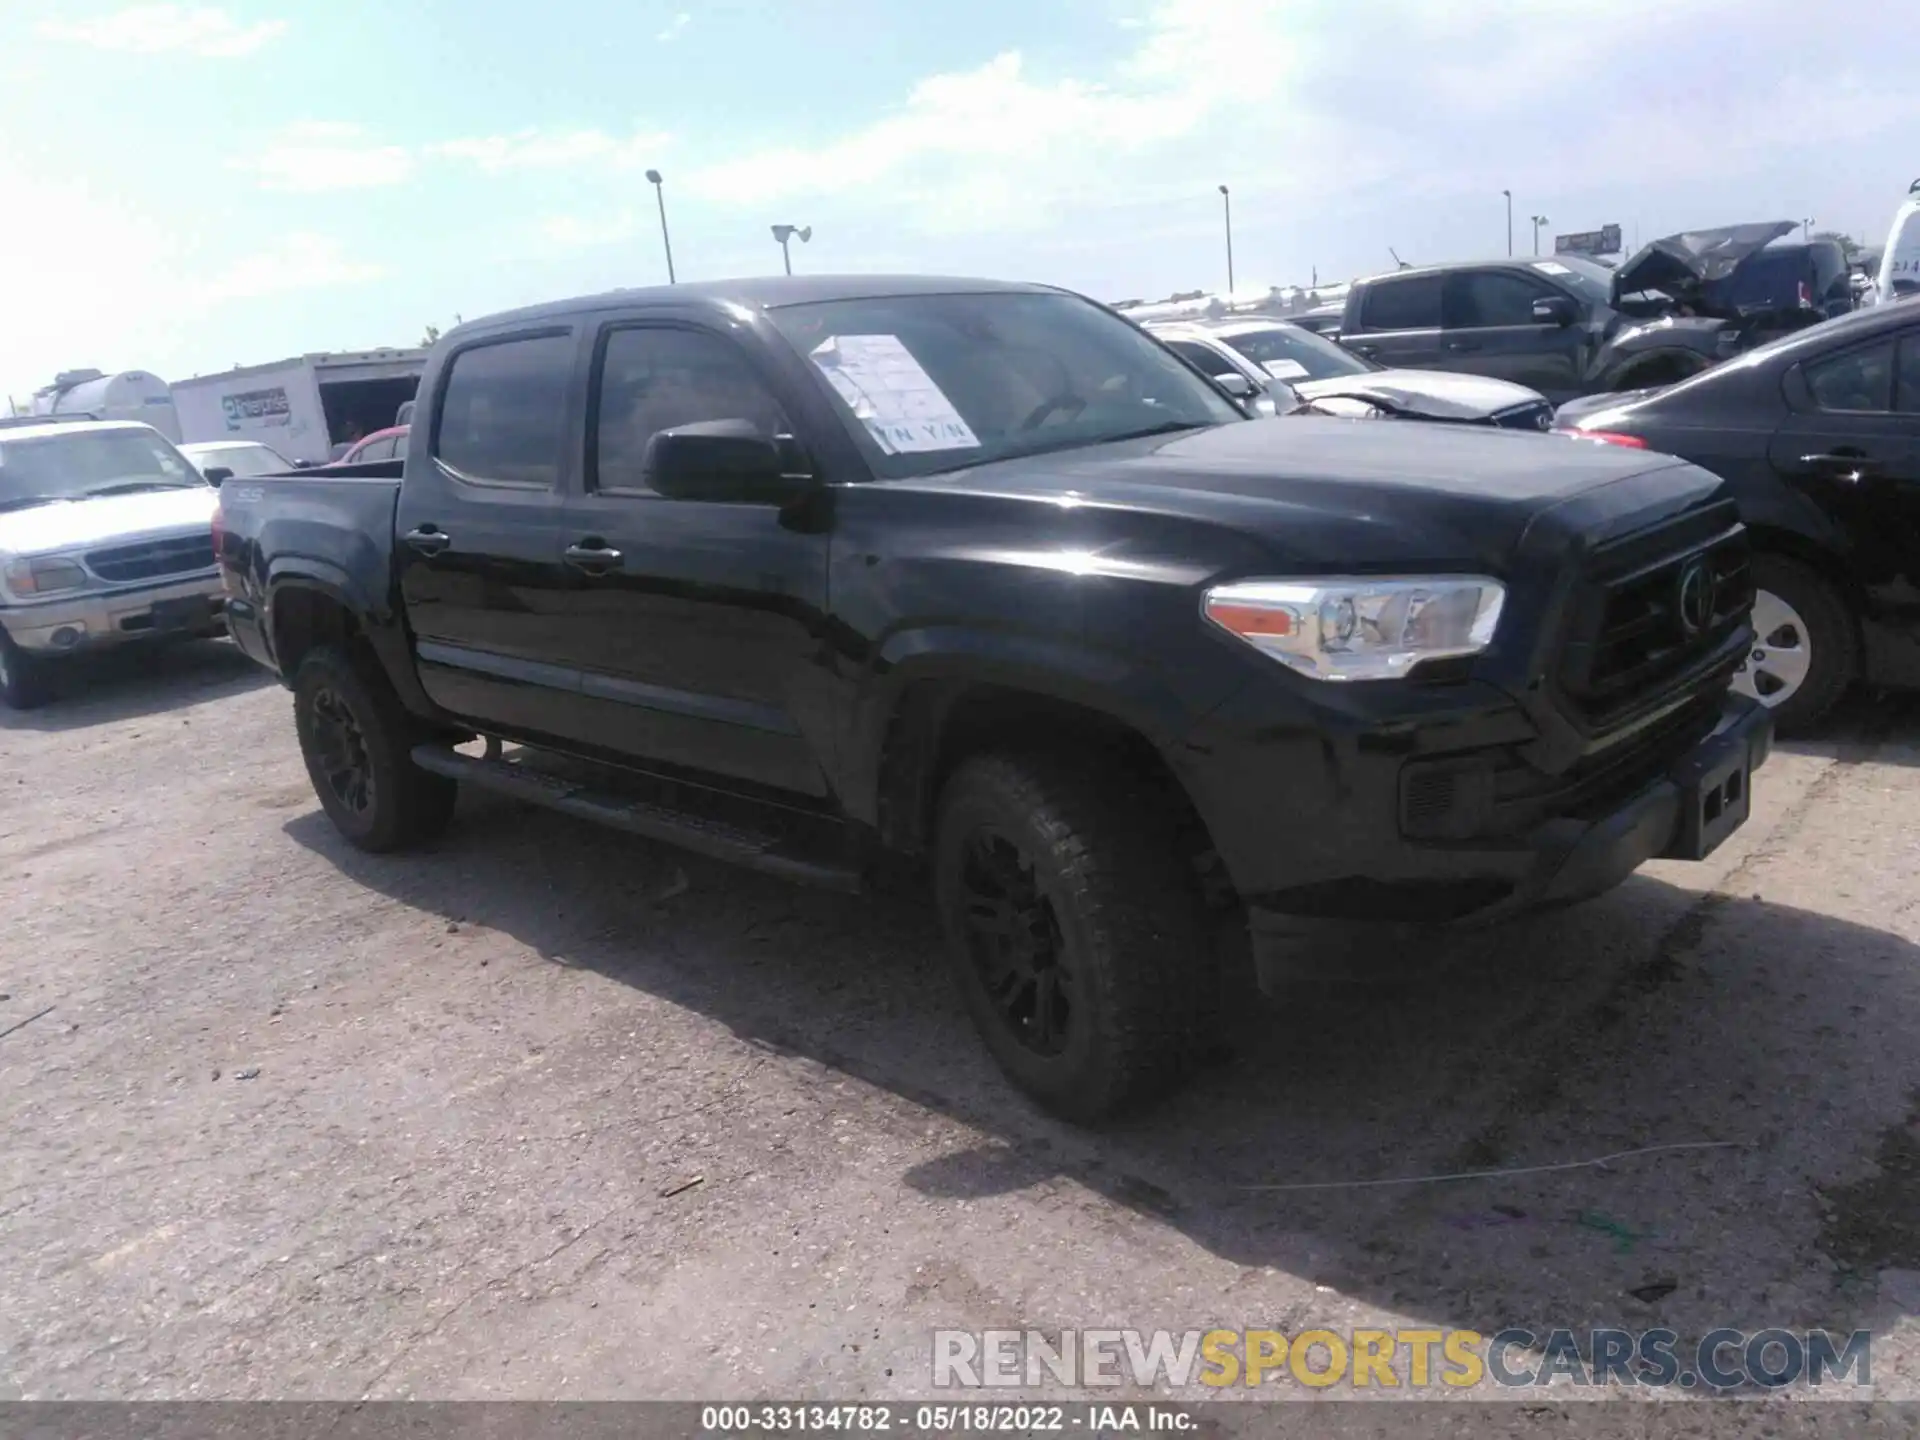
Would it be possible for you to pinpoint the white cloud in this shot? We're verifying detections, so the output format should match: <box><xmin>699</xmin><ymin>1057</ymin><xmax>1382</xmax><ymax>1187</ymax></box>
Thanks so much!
<box><xmin>656</xmin><ymin>12</ymin><xmax>690</xmax><ymax>42</ymax></box>
<box><xmin>229</xmin><ymin>122</ymin><xmax>413</xmax><ymax>192</ymax></box>
<box><xmin>38</xmin><ymin>4</ymin><xmax>287</xmax><ymax>57</ymax></box>
<box><xmin>192</xmin><ymin>234</ymin><xmax>384</xmax><ymax>304</ymax></box>
<box><xmin>429</xmin><ymin>128</ymin><xmax>670</xmax><ymax>172</ymax></box>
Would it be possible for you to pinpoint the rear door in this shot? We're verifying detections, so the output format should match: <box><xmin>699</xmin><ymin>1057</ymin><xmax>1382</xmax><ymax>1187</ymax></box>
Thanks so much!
<box><xmin>1342</xmin><ymin>273</ymin><xmax>1445</xmax><ymax>371</ymax></box>
<box><xmin>1439</xmin><ymin>268</ymin><xmax>1583</xmax><ymax>400</ymax></box>
<box><xmin>543</xmin><ymin>319</ymin><xmax>834</xmax><ymax>797</ymax></box>
<box><xmin>394</xmin><ymin>328</ymin><xmax>580</xmax><ymax>740</ymax></box>
<box><xmin>1766</xmin><ymin>327</ymin><xmax>1920</xmax><ymax>609</ymax></box>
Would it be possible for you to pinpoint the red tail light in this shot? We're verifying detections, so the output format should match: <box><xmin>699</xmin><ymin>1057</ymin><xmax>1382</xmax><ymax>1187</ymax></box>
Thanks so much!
<box><xmin>1569</xmin><ymin>430</ymin><xmax>1647</xmax><ymax>448</ymax></box>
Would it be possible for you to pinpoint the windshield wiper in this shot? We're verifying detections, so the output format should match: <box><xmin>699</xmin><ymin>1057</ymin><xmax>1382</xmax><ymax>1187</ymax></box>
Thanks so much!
<box><xmin>82</xmin><ymin>481</ymin><xmax>199</xmax><ymax>498</ymax></box>
<box><xmin>1098</xmin><ymin>419</ymin><xmax>1216</xmax><ymax>443</ymax></box>
<box><xmin>0</xmin><ymin>495</ymin><xmax>73</xmax><ymax>514</ymax></box>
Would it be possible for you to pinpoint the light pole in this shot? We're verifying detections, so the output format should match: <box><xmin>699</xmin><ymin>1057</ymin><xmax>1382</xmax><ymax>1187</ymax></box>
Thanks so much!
<box><xmin>771</xmin><ymin>223</ymin><xmax>811</xmax><ymax>275</ymax></box>
<box><xmin>644</xmin><ymin>169</ymin><xmax>675</xmax><ymax>284</ymax></box>
<box><xmin>1802</xmin><ymin>216</ymin><xmax>1816</xmax><ymax>241</ymax></box>
<box><xmin>1530</xmin><ymin>214</ymin><xmax>1550</xmax><ymax>255</ymax></box>
<box><xmin>1218</xmin><ymin>184</ymin><xmax>1235</xmax><ymax>295</ymax></box>
<box><xmin>1503</xmin><ymin>189</ymin><xmax>1513</xmax><ymax>257</ymax></box>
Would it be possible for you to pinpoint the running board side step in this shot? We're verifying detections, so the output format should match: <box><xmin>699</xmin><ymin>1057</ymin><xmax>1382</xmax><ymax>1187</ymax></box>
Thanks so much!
<box><xmin>410</xmin><ymin>744</ymin><xmax>864</xmax><ymax>893</ymax></box>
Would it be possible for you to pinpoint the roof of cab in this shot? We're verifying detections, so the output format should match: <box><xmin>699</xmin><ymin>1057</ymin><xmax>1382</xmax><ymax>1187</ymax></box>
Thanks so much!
<box><xmin>444</xmin><ymin>274</ymin><xmax>1062</xmax><ymax>339</ymax></box>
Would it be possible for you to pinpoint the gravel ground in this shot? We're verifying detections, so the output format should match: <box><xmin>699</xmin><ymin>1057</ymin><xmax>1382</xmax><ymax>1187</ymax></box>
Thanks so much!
<box><xmin>2</xmin><ymin>638</ymin><xmax>1917</xmax><ymax>1421</ymax></box>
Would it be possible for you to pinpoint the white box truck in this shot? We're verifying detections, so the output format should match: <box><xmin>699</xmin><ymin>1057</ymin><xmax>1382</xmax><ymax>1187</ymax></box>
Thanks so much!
<box><xmin>171</xmin><ymin>349</ymin><xmax>427</xmax><ymax>466</ymax></box>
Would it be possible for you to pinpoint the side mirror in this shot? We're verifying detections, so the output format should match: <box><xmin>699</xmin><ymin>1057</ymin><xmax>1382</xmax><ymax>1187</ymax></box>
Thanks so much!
<box><xmin>1532</xmin><ymin>295</ymin><xmax>1578</xmax><ymax>327</ymax></box>
<box><xmin>1212</xmin><ymin>372</ymin><xmax>1257</xmax><ymax>398</ymax></box>
<box><xmin>644</xmin><ymin>419</ymin><xmax>807</xmax><ymax>503</ymax></box>
<box><xmin>292</xmin><ymin>459</ymin><xmax>316</xmax><ymax>468</ymax></box>
<box><xmin>202</xmin><ymin>466</ymin><xmax>235</xmax><ymax>484</ymax></box>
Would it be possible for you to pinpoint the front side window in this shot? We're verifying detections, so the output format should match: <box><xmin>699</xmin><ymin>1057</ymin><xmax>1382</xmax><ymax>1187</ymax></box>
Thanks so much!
<box><xmin>1445</xmin><ymin>271</ymin><xmax>1553</xmax><ymax>329</ymax></box>
<box><xmin>1896</xmin><ymin>336</ymin><xmax>1920</xmax><ymax>414</ymax></box>
<box><xmin>434</xmin><ymin>332</ymin><xmax>573</xmax><ymax>487</ymax></box>
<box><xmin>1804</xmin><ymin>340</ymin><xmax>1896</xmax><ymax>412</ymax></box>
<box><xmin>1359</xmin><ymin>275</ymin><xmax>1444</xmax><ymax>331</ymax></box>
<box><xmin>592</xmin><ymin>327</ymin><xmax>790</xmax><ymax>493</ymax></box>
<box><xmin>0</xmin><ymin>429</ymin><xmax>201</xmax><ymax>512</ymax></box>
<box><xmin>766</xmin><ymin>290</ymin><xmax>1241</xmax><ymax>480</ymax></box>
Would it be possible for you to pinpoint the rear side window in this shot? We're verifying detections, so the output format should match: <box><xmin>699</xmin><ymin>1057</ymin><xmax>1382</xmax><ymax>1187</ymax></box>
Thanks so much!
<box><xmin>1166</xmin><ymin>340</ymin><xmax>1230</xmax><ymax>374</ymax></box>
<box><xmin>1804</xmin><ymin>340</ymin><xmax>1895</xmax><ymax>412</ymax></box>
<box><xmin>1360</xmin><ymin>275</ymin><xmax>1443</xmax><ymax>331</ymax></box>
<box><xmin>434</xmin><ymin>332</ymin><xmax>573</xmax><ymax>487</ymax></box>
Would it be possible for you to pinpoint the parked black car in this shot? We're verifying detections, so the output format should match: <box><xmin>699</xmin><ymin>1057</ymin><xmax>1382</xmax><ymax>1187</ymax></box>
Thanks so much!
<box><xmin>1555</xmin><ymin>301</ymin><xmax>1920</xmax><ymax>733</ymax></box>
<box><xmin>215</xmin><ymin>275</ymin><xmax>1770</xmax><ymax>1120</ymax></box>
<box><xmin>1337</xmin><ymin>223</ymin><xmax>1853</xmax><ymax>404</ymax></box>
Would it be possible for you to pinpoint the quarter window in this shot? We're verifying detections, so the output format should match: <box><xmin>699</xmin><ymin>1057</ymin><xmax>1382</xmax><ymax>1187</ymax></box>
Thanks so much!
<box><xmin>433</xmin><ymin>332</ymin><xmax>574</xmax><ymax>487</ymax></box>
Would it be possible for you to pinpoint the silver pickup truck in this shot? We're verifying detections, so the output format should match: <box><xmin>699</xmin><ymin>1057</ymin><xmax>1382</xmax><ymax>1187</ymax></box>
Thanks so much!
<box><xmin>0</xmin><ymin>419</ymin><xmax>226</xmax><ymax>709</ymax></box>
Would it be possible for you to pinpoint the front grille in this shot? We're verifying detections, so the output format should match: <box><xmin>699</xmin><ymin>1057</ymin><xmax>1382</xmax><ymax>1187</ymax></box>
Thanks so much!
<box><xmin>86</xmin><ymin>535</ymin><xmax>216</xmax><ymax>583</ymax></box>
<box><xmin>1556</xmin><ymin>503</ymin><xmax>1752</xmax><ymax>726</ymax></box>
<box><xmin>1492</xmin><ymin>400</ymin><xmax>1554</xmax><ymax>432</ymax></box>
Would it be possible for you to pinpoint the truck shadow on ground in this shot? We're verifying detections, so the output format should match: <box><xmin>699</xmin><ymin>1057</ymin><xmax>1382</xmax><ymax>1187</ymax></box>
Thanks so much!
<box><xmin>0</xmin><ymin>639</ymin><xmax>271</xmax><ymax>732</ymax></box>
<box><xmin>286</xmin><ymin>752</ymin><xmax>1920</xmax><ymax>1364</ymax></box>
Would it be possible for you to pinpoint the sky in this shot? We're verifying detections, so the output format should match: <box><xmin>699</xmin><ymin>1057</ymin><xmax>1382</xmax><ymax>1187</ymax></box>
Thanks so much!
<box><xmin>2</xmin><ymin>0</ymin><xmax>1918</xmax><ymax>404</ymax></box>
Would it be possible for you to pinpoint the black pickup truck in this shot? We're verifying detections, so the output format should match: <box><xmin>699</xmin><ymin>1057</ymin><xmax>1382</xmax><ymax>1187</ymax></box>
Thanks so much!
<box><xmin>215</xmin><ymin>275</ymin><xmax>1771</xmax><ymax>1121</ymax></box>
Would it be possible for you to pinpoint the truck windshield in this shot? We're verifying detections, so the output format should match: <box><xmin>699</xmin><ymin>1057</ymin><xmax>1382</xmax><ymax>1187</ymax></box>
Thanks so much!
<box><xmin>0</xmin><ymin>429</ymin><xmax>204</xmax><ymax>510</ymax></box>
<box><xmin>768</xmin><ymin>290</ymin><xmax>1243</xmax><ymax>478</ymax></box>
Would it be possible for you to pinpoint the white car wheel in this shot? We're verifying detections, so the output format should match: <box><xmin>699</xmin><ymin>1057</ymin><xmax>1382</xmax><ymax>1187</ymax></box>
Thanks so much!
<box><xmin>1732</xmin><ymin>587</ymin><xmax>1813</xmax><ymax>709</ymax></box>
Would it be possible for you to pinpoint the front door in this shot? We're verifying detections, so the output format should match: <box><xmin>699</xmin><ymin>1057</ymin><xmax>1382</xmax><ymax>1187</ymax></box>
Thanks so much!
<box><xmin>394</xmin><ymin>328</ymin><xmax>581</xmax><ymax>741</ymax></box>
<box><xmin>1439</xmin><ymin>268</ymin><xmax>1583</xmax><ymax>401</ymax></box>
<box><xmin>545</xmin><ymin>321</ymin><xmax>834</xmax><ymax>798</ymax></box>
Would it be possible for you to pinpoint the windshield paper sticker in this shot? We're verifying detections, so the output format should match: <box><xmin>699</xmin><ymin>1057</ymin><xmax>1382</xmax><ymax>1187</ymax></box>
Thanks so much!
<box><xmin>1531</xmin><ymin>261</ymin><xmax>1573</xmax><ymax>276</ymax></box>
<box><xmin>809</xmin><ymin>335</ymin><xmax>981</xmax><ymax>454</ymax></box>
<box><xmin>1263</xmin><ymin>359</ymin><xmax>1309</xmax><ymax>380</ymax></box>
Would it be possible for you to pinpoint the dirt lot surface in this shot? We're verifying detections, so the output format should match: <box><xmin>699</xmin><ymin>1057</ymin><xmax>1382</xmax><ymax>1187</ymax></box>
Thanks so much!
<box><xmin>3</xmin><ymin>640</ymin><xmax>1918</xmax><ymax>1422</ymax></box>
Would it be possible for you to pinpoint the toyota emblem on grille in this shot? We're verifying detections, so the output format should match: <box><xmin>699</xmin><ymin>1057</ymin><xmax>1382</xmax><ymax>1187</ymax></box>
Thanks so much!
<box><xmin>1677</xmin><ymin>557</ymin><xmax>1716</xmax><ymax>635</ymax></box>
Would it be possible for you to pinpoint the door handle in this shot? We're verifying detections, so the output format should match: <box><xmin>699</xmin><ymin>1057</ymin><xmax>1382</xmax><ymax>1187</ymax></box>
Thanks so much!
<box><xmin>564</xmin><ymin>541</ymin><xmax>624</xmax><ymax>572</ymax></box>
<box><xmin>1445</xmin><ymin>340</ymin><xmax>1481</xmax><ymax>353</ymax></box>
<box><xmin>403</xmin><ymin>527</ymin><xmax>451</xmax><ymax>556</ymax></box>
<box><xmin>1348</xmin><ymin>344</ymin><xmax>1379</xmax><ymax>357</ymax></box>
<box><xmin>1800</xmin><ymin>452</ymin><xmax>1880</xmax><ymax>483</ymax></box>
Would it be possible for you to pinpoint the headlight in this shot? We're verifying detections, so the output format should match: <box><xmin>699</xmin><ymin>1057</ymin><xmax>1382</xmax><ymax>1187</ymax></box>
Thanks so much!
<box><xmin>2</xmin><ymin>557</ymin><xmax>90</xmax><ymax>595</ymax></box>
<box><xmin>1203</xmin><ymin>575</ymin><xmax>1505</xmax><ymax>681</ymax></box>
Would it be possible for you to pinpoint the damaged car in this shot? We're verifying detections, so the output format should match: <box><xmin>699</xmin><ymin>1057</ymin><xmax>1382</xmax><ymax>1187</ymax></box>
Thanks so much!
<box><xmin>1148</xmin><ymin>318</ymin><xmax>1556</xmax><ymax>430</ymax></box>
<box><xmin>1334</xmin><ymin>223</ymin><xmax>1855</xmax><ymax>403</ymax></box>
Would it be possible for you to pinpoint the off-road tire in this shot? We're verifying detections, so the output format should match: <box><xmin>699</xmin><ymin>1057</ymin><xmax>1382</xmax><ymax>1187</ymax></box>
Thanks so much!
<box><xmin>0</xmin><ymin>631</ymin><xmax>52</xmax><ymax>711</ymax></box>
<box><xmin>933</xmin><ymin>751</ymin><xmax>1218</xmax><ymax>1123</ymax></box>
<box><xmin>293</xmin><ymin>644</ymin><xmax>457</xmax><ymax>851</ymax></box>
<box><xmin>1747</xmin><ymin>553</ymin><xmax>1856</xmax><ymax>737</ymax></box>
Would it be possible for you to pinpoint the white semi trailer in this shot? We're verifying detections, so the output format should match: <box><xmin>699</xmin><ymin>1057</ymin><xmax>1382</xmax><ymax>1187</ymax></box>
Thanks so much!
<box><xmin>170</xmin><ymin>349</ymin><xmax>427</xmax><ymax>466</ymax></box>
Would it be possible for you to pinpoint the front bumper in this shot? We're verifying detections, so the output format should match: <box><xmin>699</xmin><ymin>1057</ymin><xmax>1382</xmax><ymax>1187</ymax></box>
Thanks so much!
<box><xmin>1182</xmin><ymin>682</ymin><xmax>1771</xmax><ymax>928</ymax></box>
<box><xmin>0</xmin><ymin>572</ymin><xmax>227</xmax><ymax>656</ymax></box>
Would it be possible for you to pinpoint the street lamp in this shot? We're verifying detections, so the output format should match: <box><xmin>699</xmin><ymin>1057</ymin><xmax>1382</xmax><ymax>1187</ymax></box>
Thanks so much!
<box><xmin>1503</xmin><ymin>189</ymin><xmax>1513</xmax><ymax>257</ymax></box>
<box><xmin>1803</xmin><ymin>216</ymin><xmax>1816</xmax><ymax>241</ymax></box>
<box><xmin>1531</xmin><ymin>213</ymin><xmax>1550</xmax><ymax>255</ymax></box>
<box><xmin>771</xmin><ymin>224</ymin><xmax>812</xmax><ymax>275</ymax></box>
<box><xmin>644</xmin><ymin>169</ymin><xmax>675</xmax><ymax>284</ymax></box>
<box><xmin>1218</xmin><ymin>184</ymin><xmax>1235</xmax><ymax>295</ymax></box>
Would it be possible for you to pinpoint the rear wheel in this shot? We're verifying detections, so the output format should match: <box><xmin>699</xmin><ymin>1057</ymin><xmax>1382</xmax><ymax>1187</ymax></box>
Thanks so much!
<box><xmin>0</xmin><ymin>632</ymin><xmax>51</xmax><ymax>711</ymax></box>
<box><xmin>293</xmin><ymin>645</ymin><xmax>457</xmax><ymax>851</ymax></box>
<box><xmin>1734</xmin><ymin>554</ymin><xmax>1856</xmax><ymax>736</ymax></box>
<box><xmin>932</xmin><ymin>751</ymin><xmax>1217</xmax><ymax>1123</ymax></box>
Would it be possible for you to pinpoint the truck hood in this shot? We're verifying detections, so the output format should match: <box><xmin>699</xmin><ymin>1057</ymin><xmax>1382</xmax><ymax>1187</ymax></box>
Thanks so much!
<box><xmin>1612</xmin><ymin>220</ymin><xmax>1796</xmax><ymax>306</ymax></box>
<box><xmin>0</xmin><ymin>486</ymin><xmax>218</xmax><ymax>559</ymax></box>
<box><xmin>1292</xmin><ymin>368</ymin><xmax>1546</xmax><ymax>422</ymax></box>
<box><xmin>932</xmin><ymin>418</ymin><xmax>1717</xmax><ymax>573</ymax></box>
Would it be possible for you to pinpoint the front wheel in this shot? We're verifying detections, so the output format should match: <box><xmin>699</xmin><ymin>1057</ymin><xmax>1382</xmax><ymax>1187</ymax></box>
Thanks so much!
<box><xmin>0</xmin><ymin>631</ymin><xmax>51</xmax><ymax>711</ymax></box>
<box><xmin>932</xmin><ymin>752</ymin><xmax>1217</xmax><ymax>1123</ymax></box>
<box><xmin>1733</xmin><ymin>554</ymin><xmax>1856</xmax><ymax>737</ymax></box>
<box><xmin>293</xmin><ymin>645</ymin><xmax>458</xmax><ymax>851</ymax></box>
